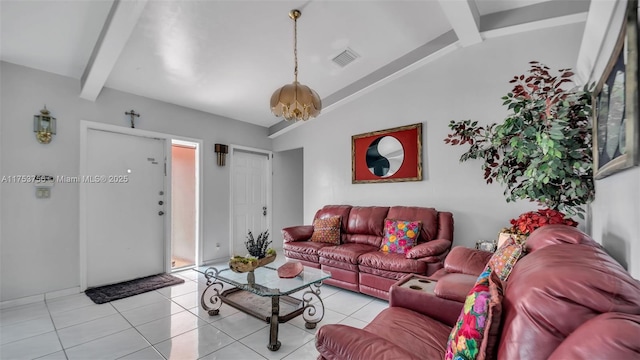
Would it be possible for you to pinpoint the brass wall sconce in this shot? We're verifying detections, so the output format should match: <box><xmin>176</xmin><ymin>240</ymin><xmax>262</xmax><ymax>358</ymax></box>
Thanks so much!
<box><xmin>34</xmin><ymin>105</ymin><xmax>56</xmax><ymax>144</ymax></box>
<box><xmin>214</xmin><ymin>144</ymin><xmax>228</xmax><ymax>166</ymax></box>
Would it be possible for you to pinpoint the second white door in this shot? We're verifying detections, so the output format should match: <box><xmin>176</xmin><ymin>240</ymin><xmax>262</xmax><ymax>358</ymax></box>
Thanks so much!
<box><xmin>231</xmin><ymin>149</ymin><xmax>271</xmax><ymax>256</ymax></box>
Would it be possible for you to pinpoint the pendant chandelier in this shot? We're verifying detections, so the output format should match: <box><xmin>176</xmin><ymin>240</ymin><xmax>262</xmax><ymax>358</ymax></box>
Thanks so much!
<box><xmin>270</xmin><ymin>9</ymin><xmax>322</xmax><ymax>122</ymax></box>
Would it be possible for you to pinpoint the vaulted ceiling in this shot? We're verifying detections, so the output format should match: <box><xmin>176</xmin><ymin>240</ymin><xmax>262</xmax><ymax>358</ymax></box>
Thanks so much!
<box><xmin>0</xmin><ymin>0</ymin><xmax>590</xmax><ymax>137</ymax></box>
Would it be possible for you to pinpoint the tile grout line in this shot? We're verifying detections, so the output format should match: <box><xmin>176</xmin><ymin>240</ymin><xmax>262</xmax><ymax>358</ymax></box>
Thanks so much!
<box><xmin>44</xmin><ymin>297</ymin><xmax>69</xmax><ymax>360</ymax></box>
<box><xmin>118</xmin><ymin>289</ymin><xmax>269</xmax><ymax>360</ymax></box>
<box><xmin>2</xmin><ymin>284</ymin><xmax>381</xmax><ymax>359</ymax></box>
<box><xmin>116</xmin><ymin>291</ymin><xmax>206</xmax><ymax>359</ymax></box>
<box><xmin>182</xmin><ymin>276</ymin><xmax>274</xmax><ymax>359</ymax></box>
<box><xmin>111</xmin><ymin>286</ymin><xmax>254</xmax><ymax>359</ymax></box>
<box><xmin>50</xmin><ymin>294</ymin><xmax>160</xmax><ymax>358</ymax></box>
<box><xmin>111</xmin><ymin>294</ymin><xmax>165</xmax><ymax>360</ymax></box>
<box><xmin>53</xmin><ymin>302</ymin><xmax>127</xmax><ymax>353</ymax></box>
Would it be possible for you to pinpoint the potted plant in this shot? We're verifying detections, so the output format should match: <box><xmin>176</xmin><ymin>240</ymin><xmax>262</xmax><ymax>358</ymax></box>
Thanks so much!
<box><xmin>229</xmin><ymin>230</ymin><xmax>276</xmax><ymax>273</ymax></box>
<box><xmin>444</xmin><ymin>61</ymin><xmax>594</xmax><ymax>218</ymax></box>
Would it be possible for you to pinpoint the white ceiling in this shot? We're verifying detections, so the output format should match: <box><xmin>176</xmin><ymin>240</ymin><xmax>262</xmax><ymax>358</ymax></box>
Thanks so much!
<box><xmin>0</xmin><ymin>0</ymin><xmax>590</xmax><ymax>136</ymax></box>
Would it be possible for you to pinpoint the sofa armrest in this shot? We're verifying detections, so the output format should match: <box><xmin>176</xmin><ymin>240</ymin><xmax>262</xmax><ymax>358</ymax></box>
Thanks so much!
<box><xmin>389</xmin><ymin>274</ymin><xmax>463</xmax><ymax>326</ymax></box>
<box><xmin>316</xmin><ymin>324</ymin><xmax>420</xmax><ymax>360</ymax></box>
<box><xmin>405</xmin><ymin>239</ymin><xmax>452</xmax><ymax>259</ymax></box>
<box><xmin>443</xmin><ymin>246</ymin><xmax>493</xmax><ymax>276</ymax></box>
<box><xmin>281</xmin><ymin>225</ymin><xmax>313</xmax><ymax>243</ymax></box>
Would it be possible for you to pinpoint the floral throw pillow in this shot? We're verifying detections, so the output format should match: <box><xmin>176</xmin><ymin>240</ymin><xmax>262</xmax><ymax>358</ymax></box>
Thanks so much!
<box><xmin>445</xmin><ymin>267</ymin><xmax>503</xmax><ymax>360</ymax></box>
<box><xmin>310</xmin><ymin>216</ymin><xmax>341</xmax><ymax>244</ymax></box>
<box><xmin>380</xmin><ymin>219</ymin><xmax>421</xmax><ymax>255</ymax></box>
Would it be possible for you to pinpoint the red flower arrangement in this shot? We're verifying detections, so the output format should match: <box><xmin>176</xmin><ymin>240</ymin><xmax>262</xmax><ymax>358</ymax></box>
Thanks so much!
<box><xmin>504</xmin><ymin>208</ymin><xmax>578</xmax><ymax>236</ymax></box>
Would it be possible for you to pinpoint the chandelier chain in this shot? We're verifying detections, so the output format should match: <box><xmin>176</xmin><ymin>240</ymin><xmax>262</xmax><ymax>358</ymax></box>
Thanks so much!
<box><xmin>293</xmin><ymin>14</ymin><xmax>298</xmax><ymax>82</ymax></box>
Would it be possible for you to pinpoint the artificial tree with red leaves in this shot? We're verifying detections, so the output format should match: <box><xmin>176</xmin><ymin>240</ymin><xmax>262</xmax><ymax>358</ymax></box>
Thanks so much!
<box><xmin>444</xmin><ymin>61</ymin><xmax>594</xmax><ymax>219</ymax></box>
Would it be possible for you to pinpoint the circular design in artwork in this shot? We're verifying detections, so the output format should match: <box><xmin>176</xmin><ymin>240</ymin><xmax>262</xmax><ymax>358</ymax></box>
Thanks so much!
<box><xmin>366</xmin><ymin>136</ymin><xmax>404</xmax><ymax>177</ymax></box>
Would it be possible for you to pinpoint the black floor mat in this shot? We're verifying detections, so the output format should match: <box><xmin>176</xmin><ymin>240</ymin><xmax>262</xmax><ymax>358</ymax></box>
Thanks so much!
<box><xmin>84</xmin><ymin>273</ymin><xmax>185</xmax><ymax>304</ymax></box>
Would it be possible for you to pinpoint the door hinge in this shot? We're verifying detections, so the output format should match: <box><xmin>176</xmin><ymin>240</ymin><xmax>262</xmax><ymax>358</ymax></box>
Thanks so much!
<box><xmin>164</xmin><ymin>162</ymin><xmax>167</xmax><ymax>176</ymax></box>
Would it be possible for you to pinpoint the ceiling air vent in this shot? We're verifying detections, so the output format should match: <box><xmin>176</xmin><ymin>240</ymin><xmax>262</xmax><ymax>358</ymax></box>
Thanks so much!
<box><xmin>331</xmin><ymin>48</ymin><xmax>359</xmax><ymax>68</ymax></box>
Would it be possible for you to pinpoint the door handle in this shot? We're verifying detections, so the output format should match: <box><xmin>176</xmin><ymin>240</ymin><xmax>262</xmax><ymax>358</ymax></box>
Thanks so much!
<box><xmin>263</xmin><ymin>206</ymin><xmax>267</xmax><ymax>216</ymax></box>
<box><xmin>158</xmin><ymin>211</ymin><xmax>164</xmax><ymax>216</ymax></box>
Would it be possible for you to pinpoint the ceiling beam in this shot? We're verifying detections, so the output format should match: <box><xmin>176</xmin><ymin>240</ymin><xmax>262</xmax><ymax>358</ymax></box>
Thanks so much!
<box><xmin>269</xmin><ymin>0</ymin><xmax>590</xmax><ymax>138</ymax></box>
<box><xmin>79</xmin><ymin>0</ymin><xmax>148</xmax><ymax>101</ymax></box>
<box><xmin>438</xmin><ymin>0</ymin><xmax>483</xmax><ymax>47</ymax></box>
<box><xmin>269</xmin><ymin>31</ymin><xmax>459</xmax><ymax>138</ymax></box>
<box><xmin>480</xmin><ymin>0</ymin><xmax>590</xmax><ymax>39</ymax></box>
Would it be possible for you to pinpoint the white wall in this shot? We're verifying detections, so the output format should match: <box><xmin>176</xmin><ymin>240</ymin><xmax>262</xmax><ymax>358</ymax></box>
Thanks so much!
<box><xmin>3</xmin><ymin>2</ymin><xmax>637</xmax><ymax>305</ymax></box>
<box><xmin>577</xmin><ymin>0</ymin><xmax>640</xmax><ymax>278</ymax></box>
<box><xmin>0</xmin><ymin>61</ymin><xmax>273</xmax><ymax>301</ymax></box>
<box><xmin>272</xmin><ymin>148</ymin><xmax>304</xmax><ymax>250</ymax></box>
<box><xmin>273</xmin><ymin>22</ymin><xmax>587</xmax><ymax>249</ymax></box>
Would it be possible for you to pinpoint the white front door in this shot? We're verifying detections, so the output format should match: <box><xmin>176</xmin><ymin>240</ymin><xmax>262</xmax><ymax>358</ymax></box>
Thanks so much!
<box><xmin>85</xmin><ymin>129</ymin><xmax>166</xmax><ymax>287</ymax></box>
<box><xmin>231</xmin><ymin>149</ymin><xmax>271</xmax><ymax>256</ymax></box>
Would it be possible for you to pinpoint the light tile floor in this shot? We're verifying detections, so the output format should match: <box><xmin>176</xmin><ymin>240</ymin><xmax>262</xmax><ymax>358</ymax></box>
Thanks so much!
<box><xmin>0</xmin><ymin>258</ymin><xmax>388</xmax><ymax>360</ymax></box>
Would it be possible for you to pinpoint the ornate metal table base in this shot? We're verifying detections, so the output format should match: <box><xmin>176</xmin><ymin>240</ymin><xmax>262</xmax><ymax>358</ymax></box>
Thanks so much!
<box><xmin>200</xmin><ymin>268</ymin><xmax>224</xmax><ymax>316</ymax></box>
<box><xmin>199</xmin><ymin>267</ymin><xmax>326</xmax><ymax>351</ymax></box>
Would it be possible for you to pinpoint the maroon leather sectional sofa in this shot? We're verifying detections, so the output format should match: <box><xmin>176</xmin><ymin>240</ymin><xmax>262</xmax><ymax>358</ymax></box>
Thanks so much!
<box><xmin>316</xmin><ymin>225</ymin><xmax>640</xmax><ymax>359</ymax></box>
<box><xmin>281</xmin><ymin>205</ymin><xmax>454</xmax><ymax>300</ymax></box>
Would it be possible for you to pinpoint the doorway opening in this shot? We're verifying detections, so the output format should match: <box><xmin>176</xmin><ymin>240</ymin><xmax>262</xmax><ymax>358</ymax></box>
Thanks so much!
<box><xmin>171</xmin><ymin>140</ymin><xmax>199</xmax><ymax>270</ymax></box>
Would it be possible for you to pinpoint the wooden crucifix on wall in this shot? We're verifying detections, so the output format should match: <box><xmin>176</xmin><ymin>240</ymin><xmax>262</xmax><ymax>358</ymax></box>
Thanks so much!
<box><xmin>125</xmin><ymin>110</ymin><xmax>140</xmax><ymax>128</ymax></box>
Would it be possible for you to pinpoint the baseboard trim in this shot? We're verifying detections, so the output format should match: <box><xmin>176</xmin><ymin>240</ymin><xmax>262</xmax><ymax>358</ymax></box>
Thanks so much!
<box><xmin>0</xmin><ymin>287</ymin><xmax>82</xmax><ymax>310</ymax></box>
<box><xmin>46</xmin><ymin>287</ymin><xmax>81</xmax><ymax>300</ymax></box>
<box><xmin>0</xmin><ymin>294</ymin><xmax>43</xmax><ymax>310</ymax></box>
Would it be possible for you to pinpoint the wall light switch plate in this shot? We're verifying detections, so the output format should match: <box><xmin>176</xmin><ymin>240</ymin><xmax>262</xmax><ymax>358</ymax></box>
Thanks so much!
<box><xmin>36</xmin><ymin>187</ymin><xmax>50</xmax><ymax>198</ymax></box>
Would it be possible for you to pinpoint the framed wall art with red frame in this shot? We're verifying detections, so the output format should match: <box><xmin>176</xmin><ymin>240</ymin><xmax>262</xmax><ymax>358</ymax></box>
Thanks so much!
<box><xmin>351</xmin><ymin>123</ymin><xmax>423</xmax><ymax>184</ymax></box>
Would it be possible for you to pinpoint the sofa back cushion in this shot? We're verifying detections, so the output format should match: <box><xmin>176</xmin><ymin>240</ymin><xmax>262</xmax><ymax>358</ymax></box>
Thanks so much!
<box><xmin>344</xmin><ymin>206</ymin><xmax>389</xmax><ymax>246</ymax></box>
<box><xmin>387</xmin><ymin>206</ymin><xmax>453</xmax><ymax>242</ymax></box>
<box><xmin>498</xmin><ymin>235</ymin><xmax>640</xmax><ymax>360</ymax></box>
<box><xmin>525</xmin><ymin>223</ymin><xmax>597</xmax><ymax>252</ymax></box>
<box><xmin>313</xmin><ymin>205</ymin><xmax>453</xmax><ymax>248</ymax></box>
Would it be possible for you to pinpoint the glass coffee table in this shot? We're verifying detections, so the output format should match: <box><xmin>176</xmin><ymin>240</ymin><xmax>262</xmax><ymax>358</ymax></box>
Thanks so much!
<box><xmin>194</xmin><ymin>264</ymin><xmax>331</xmax><ymax>351</ymax></box>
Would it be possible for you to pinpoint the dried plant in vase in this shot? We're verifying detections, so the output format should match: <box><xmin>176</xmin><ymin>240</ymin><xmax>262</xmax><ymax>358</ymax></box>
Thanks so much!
<box><xmin>245</xmin><ymin>230</ymin><xmax>273</xmax><ymax>259</ymax></box>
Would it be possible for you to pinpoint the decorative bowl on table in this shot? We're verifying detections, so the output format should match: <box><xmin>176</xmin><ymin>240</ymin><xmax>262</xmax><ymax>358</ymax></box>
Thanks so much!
<box><xmin>277</xmin><ymin>261</ymin><xmax>303</xmax><ymax>278</ymax></box>
<box><xmin>229</xmin><ymin>253</ymin><xmax>276</xmax><ymax>273</ymax></box>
